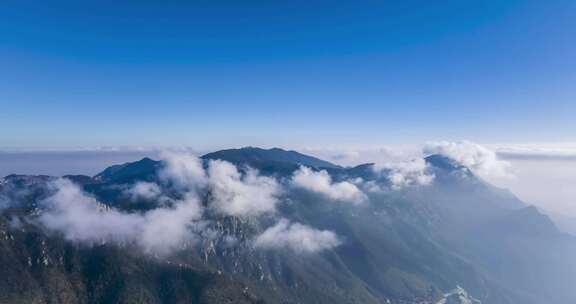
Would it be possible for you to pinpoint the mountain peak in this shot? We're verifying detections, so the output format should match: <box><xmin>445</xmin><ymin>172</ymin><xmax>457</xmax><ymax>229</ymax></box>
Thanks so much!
<box><xmin>94</xmin><ymin>157</ymin><xmax>160</xmax><ymax>183</ymax></box>
<box><xmin>424</xmin><ymin>154</ymin><xmax>464</xmax><ymax>171</ymax></box>
<box><xmin>201</xmin><ymin>147</ymin><xmax>342</xmax><ymax>173</ymax></box>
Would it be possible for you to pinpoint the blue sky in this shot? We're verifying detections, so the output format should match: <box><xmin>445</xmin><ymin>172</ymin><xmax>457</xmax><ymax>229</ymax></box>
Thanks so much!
<box><xmin>0</xmin><ymin>0</ymin><xmax>574</xmax><ymax>149</ymax></box>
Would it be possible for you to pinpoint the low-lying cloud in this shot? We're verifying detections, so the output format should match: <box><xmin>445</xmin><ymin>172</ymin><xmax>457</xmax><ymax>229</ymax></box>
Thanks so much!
<box><xmin>494</xmin><ymin>144</ymin><xmax>576</xmax><ymax>161</ymax></box>
<box><xmin>207</xmin><ymin>160</ymin><xmax>281</xmax><ymax>217</ymax></box>
<box><xmin>424</xmin><ymin>141</ymin><xmax>513</xmax><ymax>179</ymax></box>
<box><xmin>159</xmin><ymin>153</ymin><xmax>282</xmax><ymax>217</ymax></box>
<box><xmin>374</xmin><ymin>158</ymin><xmax>434</xmax><ymax>190</ymax></box>
<box><xmin>291</xmin><ymin>166</ymin><xmax>366</xmax><ymax>203</ymax></box>
<box><xmin>159</xmin><ymin>152</ymin><xmax>207</xmax><ymax>191</ymax></box>
<box><xmin>254</xmin><ymin>218</ymin><xmax>341</xmax><ymax>253</ymax></box>
<box><xmin>39</xmin><ymin>179</ymin><xmax>204</xmax><ymax>255</ymax></box>
<box><xmin>36</xmin><ymin>153</ymin><xmax>285</xmax><ymax>256</ymax></box>
<box><xmin>125</xmin><ymin>181</ymin><xmax>162</xmax><ymax>201</ymax></box>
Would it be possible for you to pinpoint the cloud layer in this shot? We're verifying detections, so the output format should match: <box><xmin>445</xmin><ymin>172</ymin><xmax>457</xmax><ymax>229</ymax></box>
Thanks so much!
<box><xmin>494</xmin><ymin>144</ymin><xmax>576</xmax><ymax>161</ymax></box>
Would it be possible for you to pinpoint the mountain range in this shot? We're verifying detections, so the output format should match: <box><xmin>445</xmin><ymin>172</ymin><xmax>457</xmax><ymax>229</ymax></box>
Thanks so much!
<box><xmin>1</xmin><ymin>147</ymin><xmax>575</xmax><ymax>304</ymax></box>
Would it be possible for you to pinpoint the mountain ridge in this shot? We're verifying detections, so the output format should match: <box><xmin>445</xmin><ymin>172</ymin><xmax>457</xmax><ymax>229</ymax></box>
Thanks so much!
<box><xmin>1</xmin><ymin>147</ymin><xmax>574</xmax><ymax>304</ymax></box>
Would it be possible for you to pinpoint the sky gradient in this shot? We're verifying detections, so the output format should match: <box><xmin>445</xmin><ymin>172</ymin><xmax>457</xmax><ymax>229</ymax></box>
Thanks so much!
<box><xmin>0</xmin><ymin>0</ymin><xmax>575</xmax><ymax>149</ymax></box>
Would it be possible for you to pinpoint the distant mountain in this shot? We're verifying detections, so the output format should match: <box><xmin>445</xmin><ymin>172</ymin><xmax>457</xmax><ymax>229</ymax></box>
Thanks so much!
<box><xmin>1</xmin><ymin>147</ymin><xmax>575</xmax><ymax>304</ymax></box>
<box><xmin>91</xmin><ymin>147</ymin><xmax>341</xmax><ymax>183</ymax></box>
<box><xmin>202</xmin><ymin>147</ymin><xmax>341</xmax><ymax>175</ymax></box>
<box><xmin>94</xmin><ymin>157</ymin><xmax>160</xmax><ymax>184</ymax></box>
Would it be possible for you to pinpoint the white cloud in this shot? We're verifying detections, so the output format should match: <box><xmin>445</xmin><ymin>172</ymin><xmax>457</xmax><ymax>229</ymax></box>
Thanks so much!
<box><xmin>254</xmin><ymin>218</ymin><xmax>341</xmax><ymax>253</ymax></box>
<box><xmin>291</xmin><ymin>166</ymin><xmax>366</xmax><ymax>203</ymax></box>
<box><xmin>423</xmin><ymin>141</ymin><xmax>513</xmax><ymax>179</ymax></box>
<box><xmin>36</xmin><ymin>157</ymin><xmax>329</xmax><ymax>255</ymax></box>
<box><xmin>125</xmin><ymin>181</ymin><xmax>162</xmax><ymax>201</ymax></box>
<box><xmin>158</xmin><ymin>153</ymin><xmax>281</xmax><ymax>217</ymax></box>
<box><xmin>38</xmin><ymin>179</ymin><xmax>203</xmax><ymax>256</ymax></box>
<box><xmin>39</xmin><ymin>179</ymin><xmax>143</xmax><ymax>244</ymax></box>
<box><xmin>158</xmin><ymin>152</ymin><xmax>206</xmax><ymax>191</ymax></box>
<box><xmin>375</xmin><ymin>158</ymin><xmax>434</xmax><ymax>190</ymax></box>
<box><xmin>139</xmin><ymin>192</ymin><xmax>203</xmax><ymax>253</ymax></box>
<box><xmin>207</xmin><ymin>160</ymin><xmax>281</xmax><ymax>217</ymax></box>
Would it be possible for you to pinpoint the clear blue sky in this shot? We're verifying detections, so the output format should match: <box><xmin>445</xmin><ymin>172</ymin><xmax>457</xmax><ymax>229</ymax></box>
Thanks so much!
<box><xmin>0</xmin><ymin>0</ymin><xmax>574</xmax><ymax>149</ymax></box>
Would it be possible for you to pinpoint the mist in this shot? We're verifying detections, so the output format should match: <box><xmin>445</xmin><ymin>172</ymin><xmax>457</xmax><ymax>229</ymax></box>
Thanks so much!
<box><xmin>488</xmin><ymin>158</ymin><xmax>576</xmax><ymax>217</ymax></box>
